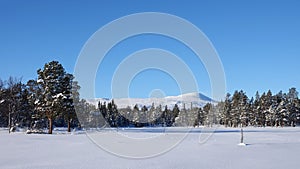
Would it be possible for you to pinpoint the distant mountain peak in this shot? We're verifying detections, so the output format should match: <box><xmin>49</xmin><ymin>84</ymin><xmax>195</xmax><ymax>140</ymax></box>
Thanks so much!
<box><xmin>87</xmin><ymin>92</ymin><xmax>214</xmax><ymax>109</ymax></box>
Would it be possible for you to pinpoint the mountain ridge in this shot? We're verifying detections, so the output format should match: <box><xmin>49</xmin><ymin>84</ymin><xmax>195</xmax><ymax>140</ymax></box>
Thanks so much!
<box><xmin>87</xmin><ymin>92</ymin><xmax>215</xmax><ymax>109</ymax></box>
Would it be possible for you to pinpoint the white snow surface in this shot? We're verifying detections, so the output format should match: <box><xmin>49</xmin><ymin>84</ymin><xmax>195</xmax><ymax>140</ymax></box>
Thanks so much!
<box><xmin>1</xmin><ymin>127</ymin><xmax>300</xmax><ymax>169</ymax></box>
<box><xmin>37</xmin><ymin>79</ymin><xmax>43</xmax><ymax>83</ymax></box>
<box><xmin>87</xmin><ymin>92</ymin><xmax>215</xmax><ymax>109</ymax></box>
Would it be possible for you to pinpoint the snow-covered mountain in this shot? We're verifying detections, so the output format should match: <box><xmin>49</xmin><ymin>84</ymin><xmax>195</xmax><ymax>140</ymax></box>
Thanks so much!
<box><xmin>87</xmin><ymin>92</ymin><xmax>215</xmax><ymax>109</ymax></box>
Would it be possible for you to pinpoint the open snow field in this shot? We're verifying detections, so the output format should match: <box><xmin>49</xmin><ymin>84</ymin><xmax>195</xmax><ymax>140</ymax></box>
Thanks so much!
<box><xmin>1</xmin><ymin>127</ymin><xmax>300</xmax><ymax>169</ymax></box>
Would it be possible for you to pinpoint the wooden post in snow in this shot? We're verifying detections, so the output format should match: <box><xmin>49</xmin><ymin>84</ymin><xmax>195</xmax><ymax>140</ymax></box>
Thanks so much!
<box><xmin>240</xmin><ymin>128</ymin><xmax>244</xmax><ymax>144</ymax></box>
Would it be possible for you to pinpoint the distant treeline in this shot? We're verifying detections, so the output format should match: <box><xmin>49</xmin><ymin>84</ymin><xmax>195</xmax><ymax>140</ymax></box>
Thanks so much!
<box><xmin>0</xmin><ymin>61</ymin><xmax>300</xmax><ymax>134</ymax></box>
<box><xmin>93</xmin><ymin>88</ymin><xmax>300</xmax><ymax>128</ymax></box>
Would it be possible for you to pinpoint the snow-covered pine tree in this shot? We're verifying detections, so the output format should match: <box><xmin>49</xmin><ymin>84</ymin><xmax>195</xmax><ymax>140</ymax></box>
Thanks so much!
<box><xmin>256</xmin><ymin>92</ymin><xmax>268</xmax><ymax>127</ymax></box>
<box><xmin>37</xmin><ymin>61</ymin><xmax>67</xmax><ymax>134</ymax></box>
<box><xmin>60</xmin><ymin>73</ymin><xmax>75</xmax><ymax>132</ymax></box>
<box><xmin>202</xmin><ymin>103</ymin><xmax>213</xmax><ymax>127</ymax></box>
<box><xmin>174</xmin><ymin>103</ymin><xmax>188</xmax><ymax>126</ymax></box>
<box><xmin>17</xmin><ymin>84</ymin><xmax>33</xmax><ymax>128</ymax></box>
<box><xmin>6</xmin><ymin>77</ymin><xmax>24</xmax><ymax>132</ymax></box>
<box><xmin>239</xmin><ymin>90</ymin><xmax>249</xmax><ymax>127</ymax></box>
<box><xmin>230</xmin><ymin>91</ymin><xmax>241</xmax><ymax>127</ymax></box>
<box><xmin>222</xmin><ymin>93</ymin><xmax>232</xmax><ymax>127</ymax></box>
<box><xmin>147</xmin><ymin>103</ymin><xmax>156</xmax><ymax>126</ymax></box>
<box><xmin>286</xmin><ymin>88</ymin><xmax>299</xmax><ymax>126</ymax></box>
<box><xmin>0</xmin><ymin>79</ymin><xmax>6</xmax><ymax>127</ymax></box>
<box><xmin>26</xmin><ymin>79</ymin><xmax>46</xmax><ymax>131</ymax></box>
<box><xmin>172</xmin><ymin>104</ymin><xmax>180</xmax><ymax>126</ymax></box>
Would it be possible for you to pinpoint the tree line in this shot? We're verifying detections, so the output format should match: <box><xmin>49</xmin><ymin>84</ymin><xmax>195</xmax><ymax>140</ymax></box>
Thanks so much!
<box><xmin>93</xmin><ymin>88</ymin><xmax>300</xmax><ymax>128</ymax></box>
<box><xmin>217</xmin><ymin>89</ymin><xmax>300</xmax><ymax>127</ymax></box>
<box><xmin>1</xmin><ymin>61</ymin><xmax>300</xmax><ymax>134</ymax></box>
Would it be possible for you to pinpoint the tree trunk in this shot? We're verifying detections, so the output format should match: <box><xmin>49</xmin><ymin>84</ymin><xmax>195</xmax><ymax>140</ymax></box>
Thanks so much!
<box><xmin>8</xmin><ymin>111</ymin><xmax>11</xmax><ymax>134</ymax></box>
<box><xmin>48</xmin><ymin>117</ymin><xmax>53</xmax><ymax>134</ymax></box>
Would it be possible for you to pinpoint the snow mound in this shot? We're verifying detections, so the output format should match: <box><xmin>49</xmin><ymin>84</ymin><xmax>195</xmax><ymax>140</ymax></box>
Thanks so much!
<box><xmin>238</xmin><ymin>143</ymin><xmax>247</xmax><ymax>146</ymax></box>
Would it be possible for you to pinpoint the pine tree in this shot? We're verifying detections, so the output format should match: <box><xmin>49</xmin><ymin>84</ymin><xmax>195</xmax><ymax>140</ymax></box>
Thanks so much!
<box><xmin>174</xmin><ymin>103</ymin><xmax>188</xmax><ymax>126</ymax></box>
<box><xmin>6</xmin><ymin>77</ymin><xmax>24</xmax><ymax>132</ymax></box>
<box><xmin>147</xmin><ymin>103</ymin><xmax>156</xmax><ymax>126</ymax></box>
<box><xmin>230</xmin><ymin>91</ymin><xmax>240</xmax><ymax>127</ymax></box>
<box><xmin>155</xmin><ymin>104</ymin><xmax>163</xmax><ymax>126</ymax></box>
<box><xmin>256</xmin><ymin>92</ymin><xmax>267</xmax><ymax>127</ymax></box>
<box><xmin>0</xmin><ymin>78</ymin><xmax>9</xmax><ymax>128</ymax></box>
<box><xmin>0</xmin><ymin>79</ymin><xmax>6</xmax><ymax>126</ymax></box>
<box><xmin>26</xmin><ymin>79</ymin><xmax>46</xmax><ymax>130</ymax></box>
<box><xmin>223</xmin><ymin>93</ymin><xmax>232</xmax><ymax>127</ymax></box>
<box><xmin>247</xmin><ymin>97</ymin><xmax>254</xmax><ymax>126</ymax></box>
<box><xmin>202</xmin><ymin>103</ymin><xmax>212</xmax><ymax>127</ymax></box>
<box><xmin>172</xmin><ymin>104</ymin><xmax>180</xmax><ymax>126</ymax></box>
<box><xmin>70</xmin><ymin>81</ymin><xmax>81</xmax><ymax>128</ymax></box>
<box><xmin>239</xmin><ymin>90</ymin><xmax>249</xmax><ymax>127</ymax></box>
<box><xmin>17</xmin><ymin>85</ymin><xmax>32</xmax><ymax>128</ymax></box>
<box><xmin>76</xmin><ymin>99</ymin><xmax>93</xmax><ymax>128</ymax></box>
<box><xmin>37</xmin><ymin>61</ymin><xmax>67</xmax><ymax>134</ymax></box>
<box><xmin>287</xmin><ymin>88</ymin><xmax>299</xmax><ymax>126</ymax></box>
<box><xmin>60</xmin><ymin>73</ymin><xmax>75</xmax><ymax>132</ymax></box>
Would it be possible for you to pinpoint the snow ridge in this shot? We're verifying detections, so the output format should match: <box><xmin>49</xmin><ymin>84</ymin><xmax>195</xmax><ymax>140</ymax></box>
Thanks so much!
<box><xmin>87</xmin><ymin>92</ymin><xmax>215</xmax><ymax>109</ymax></box>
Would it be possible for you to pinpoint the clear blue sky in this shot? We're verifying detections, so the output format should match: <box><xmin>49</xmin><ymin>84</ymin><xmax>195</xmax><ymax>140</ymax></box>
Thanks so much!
<box><xmin>0</xmin><ymin>0</ymin><xmax>299</xmax><ymax>99</ymax></box>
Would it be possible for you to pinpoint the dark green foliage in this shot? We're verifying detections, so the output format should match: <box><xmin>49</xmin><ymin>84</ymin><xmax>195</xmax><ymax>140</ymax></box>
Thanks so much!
<box><xmin>97</xmin><ymin>103</ymin><xmax>181</xmax><ymax>128</ymax></box>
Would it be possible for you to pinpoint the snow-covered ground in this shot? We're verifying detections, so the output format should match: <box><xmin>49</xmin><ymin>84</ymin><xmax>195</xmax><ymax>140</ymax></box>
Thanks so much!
<box><xmin>1</xmin><ymin>127</ymin><xmax>300</xmax><ymax>169</ymax></box>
